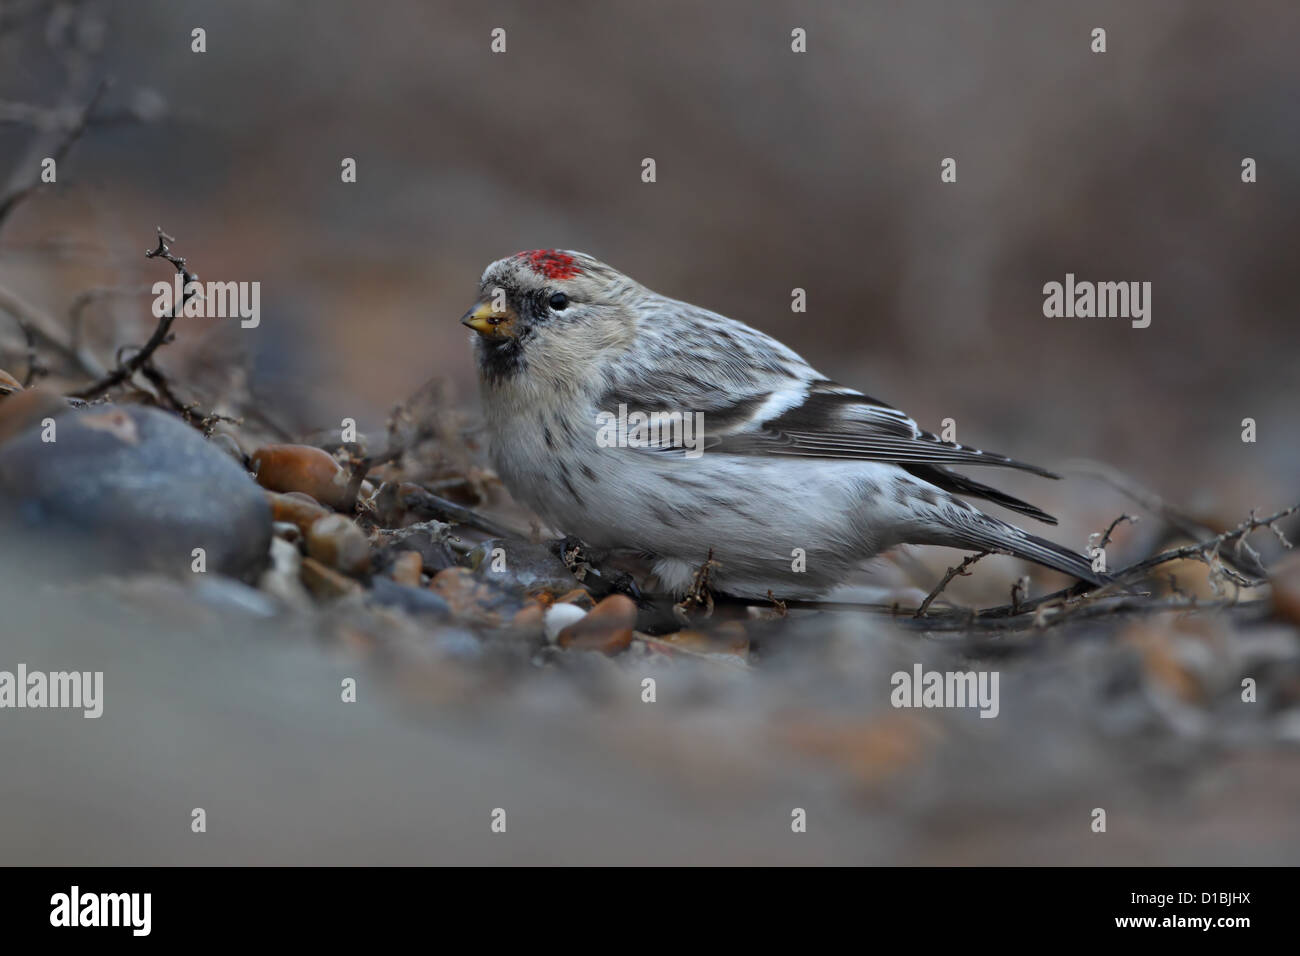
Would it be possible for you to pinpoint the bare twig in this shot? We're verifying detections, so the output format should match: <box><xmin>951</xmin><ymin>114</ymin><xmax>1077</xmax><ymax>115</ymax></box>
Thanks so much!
<box><xmin>394</xmin><ymin>483</ymin><xmax>520</xmax><ymax>539</ymax></box>
<box><xmin>0</xmin><ymin>78</ymin><xmax>109</xmax><ymax>231</ymax></box>
<box><xmin>1109</xmin><ymin>503</ymin><xmax>1299</xmax><ymax>589</ymax></box>
<box><xmin>1093</xmin><ymin>513</ymin><xmax>1138</xmax><ymax>551</ymax></box>
<box><xmin>0</xmin><ymin>92</ymin><xmax>171</xmax><ymax>131</ymax></box>
<box><xmin>674</xmin><ymin>549</ymin><xmax>719</xmax><ymax>622</ymax></box>
<box><xmin>915</xmin><ymin>551</ymin><xmax>990</xmax><ymax>618</ymax></box>
<box><xmin>712</xmin><ymin>592</ymin><xmax>1269</xmax><ymax>636</ymax></box>
<box><xmin>62</xmin><ymin>230</ymin><xmax>232</xmax><ymax>431</ymax></box>
<box><xmin>904</xmin><ymin>597</ymin><xmax>1269</xmax><ymax>634</ymax></box>
<box><xmin>959</xmin><ymin>503</ymin><xmax>1299</xmax><ymax>619</ymax></box>
<box><xmin>67</xmin><ymin>285</ymin><xmax>149</xmax><ymax>354</ymax></box>
<box><xmin>241</xmin><ymin>404</ymin><xmax>295</xmax><ymax>442</ymax></box>
<box><xmin>340</xmin><ymin>440</ymin><xmax>418</xmax><ymax>513</ymax></box>
<box><xmin>711</xmin><ymin>505</ymin><xmax>1300</xmax><ymax>633</ymax></box>
<box><xmin>1064</xmin><ymin>458</ymin><xmax>1270</xmax><ymax>578</ymax></box>
<box><xmin>1010</xmin><ymin>575</ymin><xmax>1029</xmax><ymax>615</ymax></box>
<box><xmin>334</xmin><ymin>379</ymin><xmax>457</xmax><ymax>512</ymax></box>
<box><xmin>3</xmin><ymin>302</ymin><xmax>43</xmax><ymax>386</ymax></box>
<box><xmin>137</xmin><ymin>363</ymin><xmax>239</xmax><ymax>435</ymax></box>
<box><xmin>0</xmin><ymin>281</ymin><xmax>105</xmax><ymax>377</ymax></box>
<box><xmin>1063</xmin><ymin>460</ymin><xmax>1211</xmax><ymax>538</ymax></box>
<box><xmin>69</xmin><ymin>228</ymin><xmax>194</xmax><ymax>400</ymax></box>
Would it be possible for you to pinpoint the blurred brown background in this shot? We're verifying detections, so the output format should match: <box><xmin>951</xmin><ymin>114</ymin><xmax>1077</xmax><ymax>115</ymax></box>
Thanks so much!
<box><xmin>2</xmin><ymin>0</ymin><xmax>1296</xmax><ymax>520</ymax></box>
<box><xmin>3</xmin><ymin>1</ymin><xmax>1300</xmax><ymax>867</ymax></box>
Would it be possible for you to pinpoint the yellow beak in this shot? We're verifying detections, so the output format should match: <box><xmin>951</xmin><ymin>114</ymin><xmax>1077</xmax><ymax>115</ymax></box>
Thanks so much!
<box><xmin>461</xmin><ymin>301</ymin><xmax>516</xmax><ymax>338</ymax></box>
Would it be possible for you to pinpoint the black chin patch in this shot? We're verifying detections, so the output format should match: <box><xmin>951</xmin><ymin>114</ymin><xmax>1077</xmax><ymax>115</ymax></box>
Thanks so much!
<box><xmin>476</xmin><ymin>335</ymin><xmax>527</xmax><ymax>383</ymax></box>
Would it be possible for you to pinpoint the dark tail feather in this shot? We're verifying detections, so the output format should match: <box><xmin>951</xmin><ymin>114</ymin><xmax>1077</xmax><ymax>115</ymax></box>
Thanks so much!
<box><xmin>936</xmin><ymin>513</ymin><xmax>1107</xmax><ymax>587</ymax></box>
<box><xmin>999</xmin><ymin>528</ymin><xmax>1106</xmax><ymax>586</ymax></box>
<box><xmin>903</xmin><ymin>464</ymin><xmax>1058</xmax><ymax>525</ymax></box>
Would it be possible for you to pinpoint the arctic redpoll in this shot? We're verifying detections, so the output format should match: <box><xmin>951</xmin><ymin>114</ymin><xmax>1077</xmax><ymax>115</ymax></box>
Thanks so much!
<box><xmin>462</xmin><ymin>249</ymin><xmax>1102</xmax><ymax>599</ymax></box>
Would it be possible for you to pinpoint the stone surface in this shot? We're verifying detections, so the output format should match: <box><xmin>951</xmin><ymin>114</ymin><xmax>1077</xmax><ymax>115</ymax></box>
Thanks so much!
<box><xmin>305</xmin><ymin>513</ymin><xmax>371</xmax><ymax>575</ymax></box>
<box><xmin>467</xmin><ymin>537</ymin><xmax>581</xmax><ymax>596</ymax></box>
<box><xmin>250</xmin><ymin>443</ymin><xmax>357</xmax><ymax>511</ymax></box>
<box><xmin>556</xmin><ymin>594</ymin><xmax>637</xmax><ymax>654</ymax></box>
<box><xmin>0</xmin><ymin>404</ymin><xmax>271</xmax><ymax>578</ymax></box>
<box><xmin>369</xmin><ymin>577</ymin><xmax>451</xmax><ymax>619</ymax></box>
<box><xmin>0</xmin><ymin>387</ymin><xmax>68</xmax><ymax>445</ymax></box>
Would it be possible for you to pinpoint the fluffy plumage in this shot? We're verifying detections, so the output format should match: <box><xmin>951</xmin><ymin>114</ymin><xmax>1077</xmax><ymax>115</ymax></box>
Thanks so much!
<box><xmin>462</xmin><ymin>249</ymin><xmax>1101</xmax><ymax>599</ymax></box>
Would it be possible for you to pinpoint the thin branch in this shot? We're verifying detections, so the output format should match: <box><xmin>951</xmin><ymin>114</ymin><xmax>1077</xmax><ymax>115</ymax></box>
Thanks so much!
<box><xmin>1010</xmin><ymin>575</ymin><xmax>1029</xmax><ymax>615</ymax></box>
<box><xmin>957</xmin><ymin>503</ymin><xmax>1300</xmax><ymax>619</ymax></box>
<box><xmin>340</xmin><ymin>440</ymin><xmax>417</xmax><ymax>513</ymax></box>
<box><xmin>1</xmin><ymin>301</ymin><xmax>43</xmax><ymax>386</ymax></box>
<box><xmin>394</xmin><ymin>483</ymin><xmax>520</xmax><ymax>539</ymax></box>
<box><xmin>674</xmin><ymin>549</ymin><xmax>720</xmax><ymax>622</ymax></box>
<box><xmin>699</xmin><ymin>505</ymin><xmax>1300</xmax><ymax>635</ymax></box>
<box><xmin>709</xmin><ymin>592</ymin><xmax>1271</xmax><ymax>636</ymax></box>
<box><xmin>68</xmin><ymin>228</ymin><xmax>194</xmax><ymax>400</ymax></box>
<box><xmin>137</xmin><ymin>362</ymin><xmax>239</xmax><ymax>435</ymax></box>
<box><xmin>241</xmin><ymin>404</ymin><xmax>295</xmax><ymax>442</ymax></box>
<box><xmin>0</xmin><ymin>94</ymin><xmax>172</xmax><ymax>131</ymax></box>
<box><xmin>1109</xmin><ymin>503</ymin><xmax>1299</xmax><ymax>588</ymax></box>
<box><xmin>0</xmin><ymin>281</ymin><xmax>105</xmax><ymax>377</ymax></box>
<box><xmin>334</xmin><ymin>380</ymin><xmax>457</xmax><ymax>511</ymax></box>
<box><xmin>903</xmin><ymin>596</ymin><xmax>1269</xmax><ymax>634</ymax></box>
<box><xmin>915</xmin><ymin>551</ymin><xmax>990</xmax><ymax>618</ymax></box>
<box><xmin>1063</xmin><ymin>458</ymin><xmax>1268</xmax><ymax>578</ymax></box>
<box><xmin>0</xmin><ymin>77</ymin><xmax>109</xmax><ymax>231</ymax></box>
<box><xmin>1093</xmin><ymin>513</ymin><xmax>1138</xmax><ymax>551</ymax></box>
<box><xmin>68</xmin><ymin>285</ymin><xmax>149</xmax><ymax>354</ymax></box>
<box><xmin>1063</xmin><ymin>460</ymin><xmax>1211</xmax><ymax>539</ymax></box>
<box><xmin>554</xmin><ymin>537</ymin><xmax>644</xmax><ymax>602</ymax></box>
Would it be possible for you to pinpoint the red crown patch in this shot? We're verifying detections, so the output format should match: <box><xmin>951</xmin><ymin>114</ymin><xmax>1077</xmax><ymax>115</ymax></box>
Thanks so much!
<box><xmin>517</xmin><ymin>249</ymin><xmax>582</xmax><ymax>280</ymax></box>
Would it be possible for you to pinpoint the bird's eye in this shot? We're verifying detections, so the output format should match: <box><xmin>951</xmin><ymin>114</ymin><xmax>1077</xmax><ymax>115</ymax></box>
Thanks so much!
<box><xmin>548</xmin><ymin>292</ymin><xmax>569</xmax><ymax>311</ymax></box>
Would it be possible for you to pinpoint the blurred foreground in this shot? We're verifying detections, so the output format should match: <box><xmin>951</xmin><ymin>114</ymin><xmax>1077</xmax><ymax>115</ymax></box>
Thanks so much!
<box><xmin>3</xmin><ymin>510</ymin><xmax>1300</xmax><ymax>864</ymax></box>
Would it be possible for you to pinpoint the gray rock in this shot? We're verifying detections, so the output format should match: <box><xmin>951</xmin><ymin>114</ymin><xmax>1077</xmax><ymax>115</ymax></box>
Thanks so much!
<box><xmin>466</xmin><ymin>537</ymin><xmax>580</xmax><ymax>595</ymax></box>
<box><xmin>373</xmin><ymin>521</ymin><xmax>456</xmax><ymax>574</ymax></box>
<box><xmin>0</xmin><ymin>405</ymin><xmax>271</xmax><ymax>579</ymax></box>
<box><xmin>368</xmin><ymin>577</ymin><xmax>451</xmax><ymax>619</ymax></box>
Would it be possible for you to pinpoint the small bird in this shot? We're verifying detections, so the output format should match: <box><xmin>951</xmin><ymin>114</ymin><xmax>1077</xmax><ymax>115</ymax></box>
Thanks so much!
<box><xmin>462</xmin><ymin>249</ymin><xmax>1102</xmax><ymax>599</ymax></box>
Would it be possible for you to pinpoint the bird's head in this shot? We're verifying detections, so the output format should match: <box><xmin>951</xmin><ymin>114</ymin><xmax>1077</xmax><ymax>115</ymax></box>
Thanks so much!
<box><xmin>461</xmin><ymin>250</ymin><xmax>639</xmax><ymax>383</ymax></box>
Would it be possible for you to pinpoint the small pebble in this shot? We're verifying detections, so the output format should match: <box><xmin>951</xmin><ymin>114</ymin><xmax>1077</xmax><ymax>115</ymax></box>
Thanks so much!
<box><xmin>428</xmin><ymin>566</ymin><xmax>505</xmax><ymax>625</ymax></box>
<box><xmin>390</xmin><ymin>550</ymin><xmax>423</xmax><ymax>587</ymax></box>
<box><xmin>266</xmin><ymin>490</ymin><xmax>331</xmax><ymax>535</ymax></box>
<box><xmin>193</xmin><ymin>576</ymin><xmax>279</xmax><ymax>619</ymax></box>
<box><xmin>511</xmin><ymin>601</ymin><xmax>546</xmax><ymax>634</ymax></box>
<box><xmin>250</xmin><ymin>443</ymin><xmax>355</xmax><ymax>511</ymax></box>
<box><xmin>369</xmin><ymin>577</ymin><xmax>451</xmax><ymax>618</ymax></box>
<box><xmin>259</xmin><ymin>536</ymin><xmax>310</xmax><ymax>606</ymax></box>
<box><xmin>544</xmin><ymin>602</ymin><xmax>589</xmax><ymax>643</ymax></box>
<box><xmin>271</xmin><ymin>520</ymin><xmax>302</xmax><ymax>543</ymax></box>
<box><xmin>306</xmin><ymin>514</ymin><xmax>371</xmax><ymax>575</ymax></box>
<box><xmin>300</xmin><ymin>555</ymin><xmax>360</xmax><ymax>598</ymax></box>
<box><xmin>0</xmin><ymin>387</ymin><xmax>70</xmax><ymax>446</ymax></box>
<box><xmin>556</xmin><ymin>594</ymin><xmax>638</xmax><ymax>654</ymax></box>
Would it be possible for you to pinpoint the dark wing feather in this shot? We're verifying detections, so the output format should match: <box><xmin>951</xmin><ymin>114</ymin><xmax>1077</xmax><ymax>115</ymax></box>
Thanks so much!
<box><xmin>712</xmin><ymin>383</ymin><xmax>1061</xmax><ymax>480</ymax></box>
